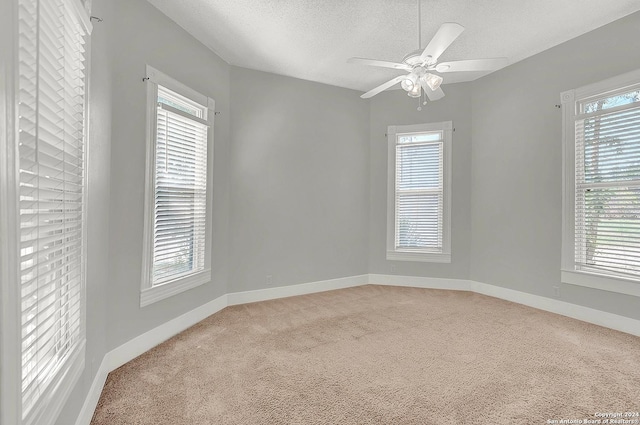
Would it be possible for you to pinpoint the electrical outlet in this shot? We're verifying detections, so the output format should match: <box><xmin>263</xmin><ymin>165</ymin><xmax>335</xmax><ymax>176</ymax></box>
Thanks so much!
<box><xmin>552</xmin><ymin>286</ymin><xmax>561</xmax><ymax>298</ymax></box>
<box><xmin>266</xmin><ymin>275</ymin><xmax>273</xmax><ymax>286</ymax></box>
<box><xmin>390</xmin><ymin>264</ymin><xmax>397</xmax><ymax>273</ymax></box>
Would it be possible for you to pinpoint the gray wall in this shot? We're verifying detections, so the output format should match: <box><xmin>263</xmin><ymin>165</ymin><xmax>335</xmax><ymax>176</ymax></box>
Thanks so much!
<box><xmin>229</xmin><ymin>67</ymin><xmax>370</xmax><ymax>291</ymax></box>
<box><xmin>53</xmin><ymin>6</ymin><xmax>640</xmax><ymax>425</ymax></box>
<box><xmin>368</xmin><ymin>84</ymin><xmax>473</xmax><ymax>279</ymax></box>
<box><xmin>470</xmin><ymin>11</ymin><xmax>640</xmax><ymax>320</ymax></box>
<box><xmin>105</xmin><ymin>0</ymin><xmax>231</xmax><ymax>350</ymax></box>
<box><xmin>58</xmin><ymin>0</ymin><xmax>233</xmax><ymax>422</ymax></box>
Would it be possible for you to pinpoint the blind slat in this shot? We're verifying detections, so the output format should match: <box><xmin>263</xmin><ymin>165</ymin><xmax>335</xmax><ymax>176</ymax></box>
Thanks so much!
<box><xmin>17</xmin><ymin>0</ymin><xmax>88</xmax><ymax>419</ymax></box>
<box><xmin>395</xmin><ymin>134</ymin><xmax>444</xmax><ymax>251</ymax></box>
<box><xmin>151</xmin><ymin>85</ymin><xmax>209</xmax><ymax>284</ymax></box>
<box><xmin>574</xmin><ymin>90</ymin><xmax>640</xmax><ymax>278</ymax></box>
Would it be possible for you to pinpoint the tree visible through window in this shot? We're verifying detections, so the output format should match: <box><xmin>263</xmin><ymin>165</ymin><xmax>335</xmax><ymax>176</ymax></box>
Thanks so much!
<box><xmin>575</xmin><ymin>88</ymin><xmax>640</xmax><ymax>278</ymax></box>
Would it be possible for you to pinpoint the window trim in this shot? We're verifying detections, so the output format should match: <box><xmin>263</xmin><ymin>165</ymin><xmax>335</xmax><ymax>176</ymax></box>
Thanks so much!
<box><xmin>0</xmin><ymin>3</ymin><xmax>20</xmax><ymax>424</ymax></box>
<box><xmin>1</xmin><ymin>1</ymin><xmax>91</xmax><ymax>424</ymax></box>
<box><xmin>386</xmin><ymin>121</ymin><xmax>452</xmax><ymax>263</ymax></box>
<box><xmin>140</xmin><ymin>65</ymin><xmax>215</xmax><ymax>307</ymax></box>
<box><xmin>561</xmin><ymin>68</ymin><xmax>640</xmax><ymax>298</ymax></box>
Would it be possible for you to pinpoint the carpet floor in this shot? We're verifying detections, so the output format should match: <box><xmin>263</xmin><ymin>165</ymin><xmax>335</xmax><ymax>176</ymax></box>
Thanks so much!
<box><xmin>91</xmin><ymin>285</ymin><xmax>640</xmax><ymax>424</ymax></box>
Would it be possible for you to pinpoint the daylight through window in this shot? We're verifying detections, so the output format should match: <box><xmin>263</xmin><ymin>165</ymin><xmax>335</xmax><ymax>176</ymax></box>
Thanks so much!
<box><xmin>562</xmin><ymin>71</ymin><xmax>640</xmax><ymax>295</ymax></box>
<box><xmin>387</xmin><ymin>122</ymin><xmax>452</xmax><ymax>263</ymax></box>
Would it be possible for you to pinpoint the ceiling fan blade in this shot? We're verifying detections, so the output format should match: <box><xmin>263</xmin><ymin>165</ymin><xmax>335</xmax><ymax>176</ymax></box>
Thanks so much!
<box><xmin>361</xmin><ymin>75</ymin><xmax>406</xmax><ymax>99</ymax></box>
<box><xmin>423</xmin><ymin>84</ymin><xmax>445</xmax><ymax>102</ymax></box>
<box><xmin>348</xmin><ymin>57</ymin><xmax>412</xmax><ymax>71</ymax></box>
<box><xmin>436</xmin><ymin>58</ymin><xmax>508</xmax><ymax>73</ymax></box>
<box><xmin>420</xmin><ymin>23</ymin><xmax>464</xmax><ymax>63</ymax></box>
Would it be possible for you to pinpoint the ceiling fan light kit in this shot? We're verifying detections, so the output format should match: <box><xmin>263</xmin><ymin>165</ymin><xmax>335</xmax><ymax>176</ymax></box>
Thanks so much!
<box><xmin>407</xmin><ymin>83</ymin><xmax>422</xmax><ymax>98</ymax></box>
<box><xmin>422</xmin><ymin>73</ymin><xmax>443</xmax><ymax>91</ymax></box>
<box><xmin>347</xmin><ymin>0</ymin><xmax>508</xmax><ymax>107</ymax></box>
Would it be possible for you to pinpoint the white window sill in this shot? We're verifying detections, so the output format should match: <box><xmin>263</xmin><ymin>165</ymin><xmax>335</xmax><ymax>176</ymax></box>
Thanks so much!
<box><xmin>141</xmin><ymin>269</ymin><xmax>211</xmax><ymax>307</ymax></box>
<box><xmin>561</xmin><ymin>269</ymin><xmax>640</xmax><ymax>297</ymax></box>
<box><xmin>387</xmin><ymin>250</ymin><xmax>451</xmax><ymax>263</ymax></box>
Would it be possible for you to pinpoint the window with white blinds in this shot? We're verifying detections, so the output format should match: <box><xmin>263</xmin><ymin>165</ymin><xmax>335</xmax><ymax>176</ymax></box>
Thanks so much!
<box><xmin>14</xmin><ymin>0</ymin><xmax>91</xmax><ymax>423</ymax></box>
<box><xmin>141</xmin><ymin>66</ymin><xmax>213</xmax><ymax>307</ymax></box>
<box><xmin>561</xmin><ymin>70</ymin><xmax>640</xmax><ymax>296</ymax></box>
<box><xmin>387</xmin><ymin>122</ymin><xmax>452</xmax><ymax>263</ymax></box>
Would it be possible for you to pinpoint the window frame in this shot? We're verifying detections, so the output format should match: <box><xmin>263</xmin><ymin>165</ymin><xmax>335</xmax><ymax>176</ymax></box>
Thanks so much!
<box><xmin>386</xmin><ymin>121</ymin><xmax>452</xmax><ymax>263</ymax></box>
<box><xmin>561</xmin><ymin>68</ymin><xmax>640</xmax><ymax>298</ymax></box>
<box><xmin>1</xmin><ymin>0</ymin><xmax>91</xmax><ymax>424</ymax></box>
<box><xmin>140</xmin><ymin>65</ymin><xmax>215</xmax><ymax>307</ymax></box>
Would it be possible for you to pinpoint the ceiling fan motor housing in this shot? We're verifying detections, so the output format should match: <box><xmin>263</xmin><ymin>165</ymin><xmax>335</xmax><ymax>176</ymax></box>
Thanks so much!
<box><xmin>403</xmin><ymin>50</ymin><xmax>435</xmax><ymax>67</ymax></box>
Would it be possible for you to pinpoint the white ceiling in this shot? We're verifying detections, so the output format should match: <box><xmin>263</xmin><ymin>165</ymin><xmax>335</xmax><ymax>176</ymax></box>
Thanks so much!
<box><xmin>146</xmin><ymin>0</ymin><xmax>640</xmax><ymax>93</ymax></box>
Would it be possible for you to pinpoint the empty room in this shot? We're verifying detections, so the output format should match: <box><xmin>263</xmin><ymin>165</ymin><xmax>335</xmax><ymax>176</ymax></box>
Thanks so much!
<box><xmin>2</xmin><ymin>0</ymin><xmax>640</xmax><ymax>424</ymax></box>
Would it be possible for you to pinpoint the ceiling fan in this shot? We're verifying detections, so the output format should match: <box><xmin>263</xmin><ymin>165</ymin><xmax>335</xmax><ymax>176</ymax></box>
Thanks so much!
<box><xmin>348</xmin><ymin>1</ymin><xmax>507</xmax><ymax>101</ymax></box>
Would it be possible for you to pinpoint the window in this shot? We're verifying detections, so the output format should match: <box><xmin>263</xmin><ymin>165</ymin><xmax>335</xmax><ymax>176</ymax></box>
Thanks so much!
<box><xmin>386</xmin><ymin>122</ymin><xmax>452</xmax><ymax>263</ymax></box>
<box><xmin>0</xmin><ymin>0</ymin><xmax>91</xmax><ymax>424</ymax></box>
<box><xmin>141</xmin><ymin>66</ymin><xmax>214</xmax><ymax>307</ymax></box>
<box><xmin>561</xmin><ymin>69</ymin><xmax>640</xmax><ymax>297</ymax></box>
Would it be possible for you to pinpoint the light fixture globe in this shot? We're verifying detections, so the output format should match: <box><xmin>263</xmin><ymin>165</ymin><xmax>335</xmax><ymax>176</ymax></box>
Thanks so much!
<box><xmin>407</xmin><ymin>83</ymin><xmax>421</xmax><ymax>98</ymax></box>
<box><xmin>401</xmin><ymin>74</ymin><xmax>416</xmax><ymax>92</ymax></box>
<box><xmin>422</xmin><ymin>73</ymin><xmax>443</xmax><ymax>91</ymax></box>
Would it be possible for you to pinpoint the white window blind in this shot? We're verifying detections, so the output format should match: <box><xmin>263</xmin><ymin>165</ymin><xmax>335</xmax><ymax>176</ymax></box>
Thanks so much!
<box><xmin>574</xmin><ymin>88</ymin><xmax>640</xmax><ymax>279</ymax></box>
<box><xmin>386</xmin><ymin>122</ymin><xmax>451</xmax><ymax>263</ymax></box>
<box><xmin>17</xmin><ymin>0</ymin><xmax>90</xmax><ymax>422</ymax></box>
<box><xmin>151</xmin><ymin>86</ymin><xmax>209</xmax><ymax>285</ymax></box>
<box><xmin>395</xmin><ymin>132</ymin><xmax>444</xmax><ymax>252</ymax></box>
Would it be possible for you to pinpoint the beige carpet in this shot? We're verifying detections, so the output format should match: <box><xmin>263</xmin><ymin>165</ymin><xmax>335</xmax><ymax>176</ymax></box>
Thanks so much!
<box><xmin>91</xmin><ymin>285</ymin><xmax>640</xmax><ymax>425</ymax></box>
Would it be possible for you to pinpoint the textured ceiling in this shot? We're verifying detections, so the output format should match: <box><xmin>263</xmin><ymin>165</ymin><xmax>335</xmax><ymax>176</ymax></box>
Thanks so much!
<box><xmin>146</xmin><ymin>0</ymin><xmax>640</xmax><ymax>93</ymax></box>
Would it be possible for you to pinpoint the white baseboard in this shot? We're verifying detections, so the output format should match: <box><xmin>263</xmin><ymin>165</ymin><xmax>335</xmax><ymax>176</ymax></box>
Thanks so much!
<box><xmin>369</xmin><ymin>274</ymin><xmax>640</xmax><ymax>337</ymax></box>
<box><xmin>75</xmin><ymin>293</ymin><xmax>229</xmax><ymax>425</ymax></box>
<box><xmin>74</xmin><ymin>356</ymin><xmax>109</xmax><ymax>425</ymax></box>
<box><xmin>74</xmin><ymin>274</ymin><xmax>369</xmax><ymax>425</ymax></box>
<box><xmin>470</xmin><ymin>280</ymin><xmax>640</xmax><ymax>337</ymax></box>
<box><xmin>227</xmin><ymin>274</ymin><xmax>369</xmax><ymax>306</ymax></box>
<box><xmin>75</xmin><ymin>273</ymin><xmax>640</xmax><ymax>425</ymax></box>
<box><xmin>107</xmin><ymin>293</ymin><xmax>228</xmax><ymax>371</ymax></box>
<box><xmin>368</xmin><ymin>274</ymin><xmax>471</xmax><ymax>291</ymax></box>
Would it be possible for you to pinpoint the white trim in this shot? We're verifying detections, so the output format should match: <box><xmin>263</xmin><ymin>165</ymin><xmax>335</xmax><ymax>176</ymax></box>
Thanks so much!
<box><xmin>74</xmin><ymin>275</ymin><xmax>368</xmax><ymax>425</ymax></box>
<box><xmin>140</xmin><ymin>269</ymin><xmax>211</xmax><ymax>307</ymax></box>
<box><xmin>145</xmin><ymin>65</ymin><xmax>208</xmax><ymax>107</ymax></box>
<box><xmin>26</xmin><ymin>343</ymin><xmax>86</xmax><ymax>425</ymax></box>
<box><xmin>575</xmin><ymin>101</ymin><xmax>640</xmax><ymax>120</ymax></box>
<box><xmin>560</xmin><ymin>70</ymin><xmax>640</xmax><ymax>294</ymax></box>
<box><xmin>73</xmin><ymin>274</ymin><xmax>640</xmax><ymax>425</ymax></box>
<box><xmin>227</xmin><ymin>275</ymin><xmax>369</xmax><ymax>306</ymax></box>
<box><xmin>107</xmin><ymin>293</ymin><xmax>227</xmax><ymax>371</ymax></box>
<box><xmin>74</xmin><ymin>357</ymin><xmax>109</xmax><ymax>425</ymax></box>
<box><xmin>368</xmin><ymin>274</ymin><xmax>471</xmax><ymax>290</ymax></box>
<box><xmin>3</xmin><ymin>1</ymin><xmax>90</xmax><ymax>423</ymax></box>
<box><xmin>560</xmin><ymin>88</ymin><xmax>576</xmax><ymax>274</ymax></box>
<box><xmin>469</xmin><ymin>280</ymin><xmax>640</xmax><ymax>337</ymax></box>
<box><xmin>0</xmin><ymin>1</ymin><xmax>21</xmax><ymax>424</ymax></box>
<box><xmin>158</xmin><ymin>102</ymin><xmax>210</xmax><ymax>126</ymax></box>
<box><xmin>574</xmin><ymin>68</ymin><xmax>640</xmax><ymax>101</ymax></box>
<box><xmin>140</xmin><ymin>66</ymin><xmax>215</xmax><ymax>307</ymax></box>
<box><xmin>386</xmin><ymin>251</ymin><xmax>451</xmax><ymax>263</ymax></box>
<box><xmin>369</xmin><ymin>274</ymin><xmax>640</xmax><ymax>337</ymax></box>
<box><xmin>562</xmin><ymin>270</ymin><xmax>640</xmax><ymax>297</ymax></box>
<box><xmin>386</xmin><ymin>121</ymin><xmax>452</xmax><ymax>263</ymax></box>
<box><xmin>387</xmin><ymin>121</ymin><xmax>453</xmax><ymax>134</ymax></box>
